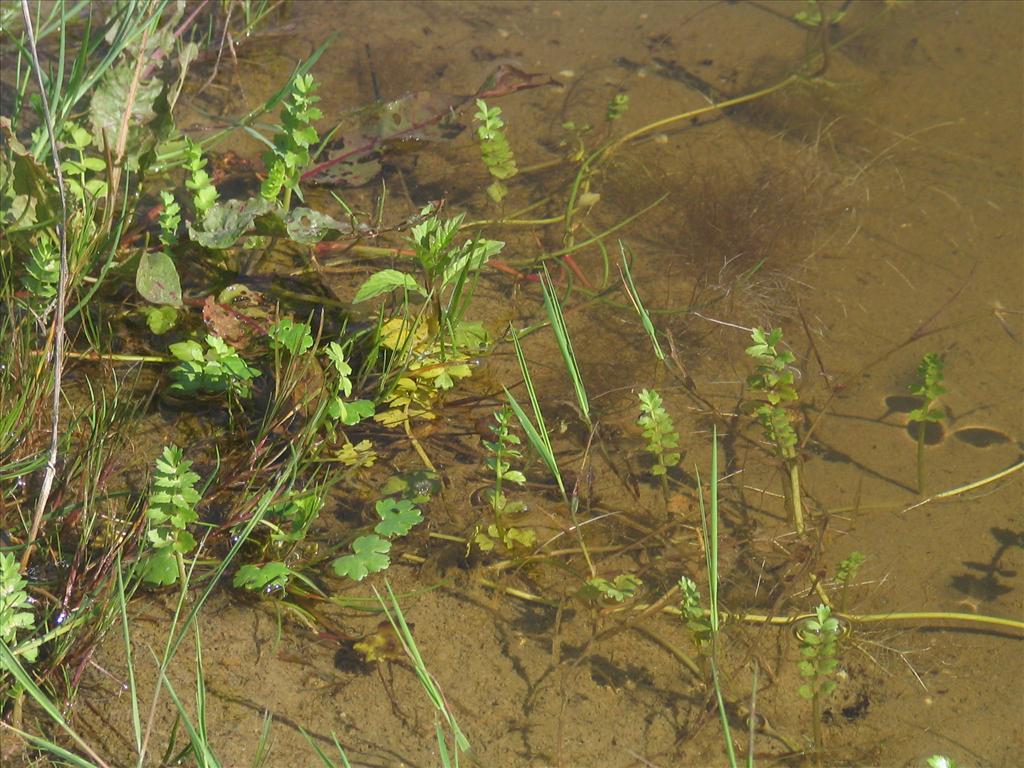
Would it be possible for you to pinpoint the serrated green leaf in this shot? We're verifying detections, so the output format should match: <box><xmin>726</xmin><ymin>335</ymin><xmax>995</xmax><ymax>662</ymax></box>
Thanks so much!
<box><xmin>353</xmin><ymin>269</ymin><xmax>425</xmax><ymax>303</ymax></box>
<box><xmin>141</xmin><ymin>548</ymin><xmax>179</xmax><ymax>586</ymax></box>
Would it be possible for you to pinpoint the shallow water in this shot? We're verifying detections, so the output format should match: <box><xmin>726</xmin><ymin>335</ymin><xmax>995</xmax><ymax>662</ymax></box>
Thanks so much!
<box><xmin>78</xmin><ymin>2</ymin><xmax>1022</xmax><ymax>766</ymax></box>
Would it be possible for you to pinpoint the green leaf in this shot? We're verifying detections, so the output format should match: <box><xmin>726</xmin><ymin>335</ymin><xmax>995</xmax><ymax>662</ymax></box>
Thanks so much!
<box><xmin>189</xmin><ymin>198</ymin><xmax>274</xmax><ymax>250</ymax></box>
<box><xmin>169</xmin><ymin>340</ymin><xmax>204</xmax><ymax>363</ymax></box>
<box><xmin>136</xmin><ymin>252</ymin><xmax>182</xmax><ymax>306</ymax></box>
<box><xmin>353</xmin><ymin>269</ymin><xmax>425</xmax><ymax>303</ymax></box>
<box><xmin>327</xmin><ymin>397</ymin><xmax>375</xmax><ymax>425</ymax></box>
<box><xmin>145</xmin><ymin>305</ymin><xmax>178</xmax><ymax>334</ymax></box>
<box><xmin>331</xmin><ymin>535</ymin><xmax>391</xmax><ymax>581</ymax></box>
<box><xmin>233</xmin><ymin>562</ymin><xmax>292</xmax><ymax>591</ymax></box>
<box><xmin>585</xmin><ymin>573</ymin><xmax>643</xmax><ymax>602</ymax></box>
<box><xmin>373</xmin><ymin>498</ymin><xmax>423</xmax><ymax>538</ymax></box>
<box><xmin>140</xmin><ymin>547</ymin><xmax>179</xmax><ymax>586</ymax></box>
<box><xmin>268</xmin><ymin>318</ymin><xmax>314</xmax><ymax>355</ymax></box>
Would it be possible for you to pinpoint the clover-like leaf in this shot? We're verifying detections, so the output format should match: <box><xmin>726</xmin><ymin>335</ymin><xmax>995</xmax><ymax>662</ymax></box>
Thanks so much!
<box><xmin>233</xmin><ymin>562</ymin><xmax>292</xmax><ymax>591</ymax></box>
<box><xmin>585</xmin><ymin>573</ymin><xmax>643</xmax><ymax>602</ymax></box>
<box><xmin>331</xmin><ymin>535</ymin><xmax>391</xmax><ymax>581</ymax></box>
<box><xmin>373</xmin><ymin>498</ymin><xmax>423</xmax><ymax>538</ymax></box>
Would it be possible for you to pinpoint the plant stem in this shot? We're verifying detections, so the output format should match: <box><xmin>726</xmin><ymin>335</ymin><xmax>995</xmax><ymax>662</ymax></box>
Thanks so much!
<box><xmin>786</xmin><ymin>458</ymin><xmax>805</xmax><ymax>535</ymax></box>
<box><xmin>811</xmin><ymin>691</ymin><xmax>823</xmax><ymax>767</ymax></box>
<box><xmin>916</xmin><ymin>418</ymin><xmax>927</xmax><ymax>495</ymax></box>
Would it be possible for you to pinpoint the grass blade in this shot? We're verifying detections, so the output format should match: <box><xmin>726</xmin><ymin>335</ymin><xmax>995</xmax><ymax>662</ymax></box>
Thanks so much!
<box><xmin>618</xmin><ymin>241</ymin><xmax>664</xmax><ymax>361</ymax></box>
<box><xmin>505</xmin><ymin>324</ymin><xmax>564</xmax><ymax>497</ymax></box>
<box><xmin>540</xmin><ymin>268</ymin><xmax>590</xmax><ymax>425</ymax></box>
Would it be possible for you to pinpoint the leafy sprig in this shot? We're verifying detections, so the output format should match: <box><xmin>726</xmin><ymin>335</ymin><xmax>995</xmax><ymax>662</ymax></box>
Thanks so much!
<box><xmin>606</xmin><ymin>92</ymin><xmax>630</xmax><ymax>122</ymax></box>
<box><xmin>158</xmin><ymin>190</ymin><xmax>180</xmax><ymax>247</ymax></box>
<box><xmin>584</xmin><ymin>573</ymin><xmax>643</xmax><ymax>602</ymax></box>
<box><xmin>261</xmin><ymin>73</ymin><xmax>322</xmax><ymax>209</ymax></box>
<box><xmin>473</xmin><ymin>99</ymin><xmax>518</xmax><ymax>203</ymax></box>
<box><xmin>21</xmin><ymin>235</ymin><xmax>59</xmax><ymax>312</ymax></box>
<box><xmin>908</xmin><ymin>353</ymin><xmax>946</xmax><ymax>425</ymax></box>
<box><xmin>679</xmin><ymin>575</ymin><xmax>712</xmax><ymax>649</ymax></box>
<box><xmin>474</xmin><ymin>407</ymin><xmax>532</xmax><ymax>553</ymax></box>
<box><xmin>142</xmin><ymin>444</ymin><xmax>202</xmax><ymax>585</ymax></box>
<box><xmin>168</xmin><ymin>334</ymin><xmax>261</xmax><ymax>398</ymax></box>
<box><xmin>637</xmin><ymin>388</ymin><xmax>681</xmax><ymax>477</ymax></box>
<box><xmin>0</xmin><ymin>552</ymin><xmax>38</xmax><ymax>665</ymax></box>
<box><xmin>796</xmin><ymin>603</ymin><xmax>841</xmax><ymax>700</ymax></box>
<box><xmin>184</xmin><ymin>138</ymin><xmax>219</xmax><ymax>217</ymax></box>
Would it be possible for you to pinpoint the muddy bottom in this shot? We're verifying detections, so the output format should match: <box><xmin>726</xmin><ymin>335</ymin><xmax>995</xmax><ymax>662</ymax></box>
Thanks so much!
<box><xmin>69</xmin><ymin>2</ymin><xmax>1022</xmax><ymax>767</ymax></box>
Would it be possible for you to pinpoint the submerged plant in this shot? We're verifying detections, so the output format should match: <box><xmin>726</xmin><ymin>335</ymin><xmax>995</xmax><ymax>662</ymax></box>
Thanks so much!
<box><xmin>184</xmin><ymin>137</ymin><xmax>219</xmax><ymax>218</ymax></box>
<box><xmin>678</xmin><ymin>575</ymin><xmax>712</xmax><ymax>651</ymax></box>
<box><xmin>796</xmin><ymin>603</ymin><xmax>842</xmax><ymax>762</ymax></box>
<box><xmin>834</xmin><ymin>551</ymin><xmax>865</xmax><ymax>611</ymax></box>
<box><xmin>332</xmin><ymin>498</ymin><xmax>423</xmax><ymax>582</ymax></box>
<box><xmin>584</xmin><ymin>573</ymin><xmax>642</xmax><ymax>603</ymax></box>
<box><xmin>908</xmin><ymin>352</ymin><xmax>946</xmax><ymax>494</ymax></box>
<box><xmin>0</xmin><ymin>552</ymin><xmax>38</xmax><ymax>669</ymax></box>
<box><xmin>20</xmin><ymin>235</ymin><xmax>60</xmax><ymax>314</ymax></box>
<box><xmin>606</xmin><ymin>91</ymin><xmax>630</xmax><ymax>122</ymax></box>
<box><xmin>168</xmin><ymin>334</ymin><xmax>261</xmax><ymax>399</ymax></box>
<box><xmin>261</xmin><ymin>72</ymin><xmax>323</xmax><ymax>210</ymax></box>
<box><xmin>473</xmin><ymin>98</ymin><xmax>518</xmax><ymax>203</ymax></box>
<box><xmin>142</xmin><ymin>445</ymin><xmax>202</xmax><ymax>586</ymax></box>
<box><xmin>745</xmin><ymin>327</ymin><xmax>804</xmax><ymax>534</ymax></box>
<box><xmin>637</xmin><ymin>388</ymin><xmax>681</xmax><ymax>496</ymax></box>
<box><xmin>474</xmin><ymin>407</ymin><xmax>534</xmax><ymax>553</ymax></box>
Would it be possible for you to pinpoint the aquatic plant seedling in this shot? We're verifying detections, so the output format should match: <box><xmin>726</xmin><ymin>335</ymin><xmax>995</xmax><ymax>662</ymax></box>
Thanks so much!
<box><xmin>606</xmin><ymin>92</ymin><xmax>630</xmax><ymax>122</ymax></box>
<box><xmin>834</xmin><ymin>551</ymin><xmax>865</xmax><ymax>611</ymax></box>
<box><xmin>618</xmin><ymin>243</ymin><xmax>664</xmax><ymax>361</ymax></box>
<box><xmin>745</xmin><ymin>327</ymin><xmax>805</xmax><ymax>534</ymax></box>
<box><xmin>0</xmin><ymin>552</ymin><xmax>38</xmax><ymax>669</ymax></box>
<box><xmin>678</xmin><ymin>575</ymin><xmax>712</xmax><ymax>651</ymax></box>
<box><xmin>474</xmin><ymin>407</ymin><xmax>535</xmax><ymax>553</ymax></box>
<box><xmin>168</xmin><ymin>334</ymin><xmax>261</xmax><ymax>399</ymax></box>
<box><xmin>331</xmin><ymin>498</ymin><xmax>423</xmax><ymax>582</ymax></box>
<box><xmin>795</xmin><ymin>603</ymin><xmax>842</xmax><ymax>763</ymax></box>
<box><xmin>261</xmin><ymin>72</ymin><xmax>323</xmax><ymax>210</ymax></box>
<box><xmin>694</xmin><ymin>426</ymin><xmax>739</xmax><ymax>768</ymax></box>
<box><xmin>184</xmin><ymin>138</ymin><xmax>219</xmax><ymax>217</ymax></box>
<box><xmin>908</xmin><ymin>352</ymin><xmax>946</xmax><ymax>494</ymax></box>
<box><xmin>542</xmin><ymin>268</ymin><xmax>591</xmax><ymax>426</ymax></box>
<box><xmin>583</xmin><ymin>573</ymin><xmax>642</xmax><ymax>602</ymax></box>
<box><xmin>473</xmin><ymin>98</ymin><xmax>518</xmax><ymax>203</ymax></box>
<box><xmin>637</xmin><ymin>388</ymin><xmax>681</xmax><ymax>497</ymax></box>
<box><xmin>142</xmin><ymin>445</ymin><xmax>202</xmax><ymax>586</ymax></box>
